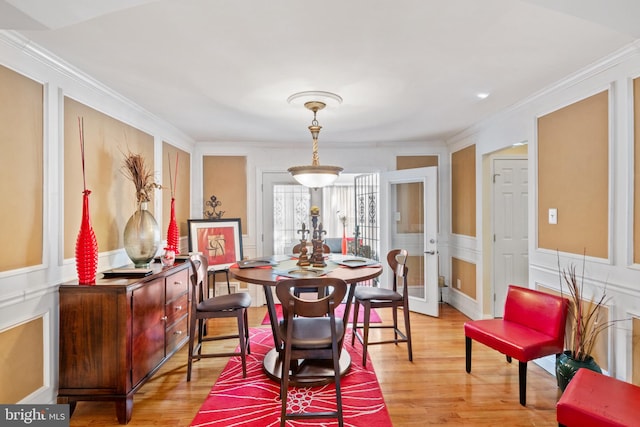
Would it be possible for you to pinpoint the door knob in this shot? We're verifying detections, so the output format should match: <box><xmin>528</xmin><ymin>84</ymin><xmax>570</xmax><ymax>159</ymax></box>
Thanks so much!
<box><xmin>425</xmin><ymin>250</ymin><xmax>437</xmax><ymax>255</ymax></box>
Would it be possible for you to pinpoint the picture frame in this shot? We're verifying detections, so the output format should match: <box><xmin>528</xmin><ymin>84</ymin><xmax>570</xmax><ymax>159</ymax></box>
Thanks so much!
<box><xmin>187</xmin><ymin>218</ymin><xmax>243</xmax><ymax>270</ymax></box>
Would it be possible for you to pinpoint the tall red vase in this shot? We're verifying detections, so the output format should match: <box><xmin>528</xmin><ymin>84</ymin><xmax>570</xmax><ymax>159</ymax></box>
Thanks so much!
<box><xmin>166</xmin><ymin>197</ymin><xmax>179</xmax><ymax>252</ymax></box>
<box><xmin>75</xmin><ymin>190</ymin><xmax>98</xmax><ymax>284</ymax></box>
<box><xmin>341</xmin><ymin>226</ymin><xmax>348</xmax><ymax>255</ymax></box>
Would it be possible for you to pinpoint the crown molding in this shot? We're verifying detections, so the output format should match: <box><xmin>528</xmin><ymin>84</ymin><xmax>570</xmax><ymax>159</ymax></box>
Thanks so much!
<box><xmin>448</xmin><ymin>41</ymin><xmax>640</xmax><ymax>145</ymax></box>
<box><xmin>0</xmin><ymin>30</ymin><xmax>194</xmax><ymax>145</ymax></box>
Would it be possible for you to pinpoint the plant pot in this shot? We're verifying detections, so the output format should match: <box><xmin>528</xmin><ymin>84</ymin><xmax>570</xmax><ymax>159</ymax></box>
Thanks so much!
<box><xmin>124</xmin><ymin>202</ymin><xmax>161</xmax><ymax>268</ymax></box>
<box><xmin>556</xmin><ymin>350</ymin><xmax>602</xmax><ymax>391</ymax></box>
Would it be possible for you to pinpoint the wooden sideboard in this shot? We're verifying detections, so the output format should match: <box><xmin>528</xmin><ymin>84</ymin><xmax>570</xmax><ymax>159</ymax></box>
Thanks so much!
<box><xmin>57</xmin><ymin>261</ymin><xmax>190</xmax><ymax>424</ymax></box>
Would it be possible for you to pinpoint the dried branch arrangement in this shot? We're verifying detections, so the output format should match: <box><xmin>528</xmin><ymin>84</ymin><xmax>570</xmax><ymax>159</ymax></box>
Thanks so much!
<box><xmin>122</xmin><ymin>151</ymin><xmax>161</xmax><ymax>203</ymax></box>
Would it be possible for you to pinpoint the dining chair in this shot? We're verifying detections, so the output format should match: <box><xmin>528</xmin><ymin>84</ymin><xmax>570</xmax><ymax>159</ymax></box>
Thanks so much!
<box><xmin>187</xmin><ymin>253</ymin><xmax>251</xmax><ymax>380</ymax></box>
<box><xmin>351</xmin><ymin>249</ymin><xmax>412</xmax><ymax>367</ymax></box>
<box><xmin>275</xmin><ymin>277</ymin><xmax>348</xmax><ymax>427</ymax></box>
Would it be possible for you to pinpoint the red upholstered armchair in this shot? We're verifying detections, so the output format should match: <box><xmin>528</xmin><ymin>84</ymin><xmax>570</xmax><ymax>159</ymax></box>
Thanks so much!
<box><xmin>464</xmin><ymin>285</ymin><xmax>569</xmax><ymax>406</ymax></box>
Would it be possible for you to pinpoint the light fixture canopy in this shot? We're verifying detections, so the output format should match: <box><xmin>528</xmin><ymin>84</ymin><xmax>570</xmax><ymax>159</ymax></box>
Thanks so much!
<box><xmin>288</xmin><ymin>96</ymin><xmax>343</xmax><ymax>188</ymax></box>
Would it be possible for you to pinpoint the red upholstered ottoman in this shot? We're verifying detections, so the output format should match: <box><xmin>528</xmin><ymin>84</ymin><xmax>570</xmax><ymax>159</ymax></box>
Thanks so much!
<box><xmin>557</xmin><ymin>368</ymin><xmax>640</xmax><ymax>427</ymax></box>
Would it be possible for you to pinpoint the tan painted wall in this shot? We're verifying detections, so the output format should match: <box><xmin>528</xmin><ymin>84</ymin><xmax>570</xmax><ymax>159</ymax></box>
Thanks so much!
<box><xmin>0</xmin><ymin>64</ymin><xmax>43</xmax><ymax>271</ymax></box>
<box><xmin>0</xmin><ymin>317</ymin><xmax>43</xmax><ymax>402</ymax></box>
<box><xmin>406</xmin><ymin>255</ymin><xmax>423</xmax><ymax>287</ymax></box>
<box><xmin>396</xmin><ymin>182</ymin><xmax>423</xmax><ymax>234</ymax></box>
<box><xmin>537</xmin><ymin>91</ymin><xmax>608</xmax><ymax>258</ymax></box>
<box><xmin>64</xmin><ymin>97</ymin><xmax>155</xmax><ymax>257</ymax></box>
<box><xmin>452</xmin><ymin>257</ymin><xmax>476</xmax><ymax>299</ymax></box>
<box><xmin>161</xmin><ymin>143</ymin><xmax>191</xmax><ymax>250</ymax></box>
<box><xmin>452</xmin><ymin>145</ymin><xmax>476</xmax><ymax>237</ymax></box>
<box><xmin>396</xmin><ymin>155</ymin><xmax>439</xmax><ymax>234</ymax></box>
<box><xmin>397</xmin><ymin>155</ymin><xmax>438</xmax><ymax>170</ymax></box>
<box><xmin>202</xmin><ymin>156</ymin><xmax>248</xmax><ymax>234</ymax></box>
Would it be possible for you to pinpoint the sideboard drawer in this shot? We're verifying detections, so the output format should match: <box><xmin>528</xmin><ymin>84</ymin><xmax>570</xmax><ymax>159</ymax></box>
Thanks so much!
<box><xmin>166</xmin><ymin>293</ymin><xmax>188</xmax><ymax>326</ymax></box>
<box><xmin>166</xmin><ymin>267</ymin><xmax>189</xmax><ymax>302</ymax></box>
<box><xmin>166</xmin><ymin>316</ymin><xmax>188</xmax><ymax>354</ymax></box>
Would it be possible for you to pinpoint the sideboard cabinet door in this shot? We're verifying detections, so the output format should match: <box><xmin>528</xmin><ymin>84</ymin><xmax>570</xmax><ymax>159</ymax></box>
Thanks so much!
<box><xmin>131</xmin><ymin>278</ymin><xmax>165</xmax><ymax>386</ymax></box>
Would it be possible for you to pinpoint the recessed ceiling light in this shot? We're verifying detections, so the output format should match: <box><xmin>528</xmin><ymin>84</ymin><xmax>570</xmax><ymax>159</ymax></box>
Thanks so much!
<box><xmin>476</xmin><ymin>92</ymin><xmax>490</xmax><ymax>99</ymax></box>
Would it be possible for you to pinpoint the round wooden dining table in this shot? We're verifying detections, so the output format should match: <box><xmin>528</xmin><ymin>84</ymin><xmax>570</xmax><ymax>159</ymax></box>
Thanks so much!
<box><xmin>229</xmin><ymin>257</ymin><xmax>383</xmax><ymax>385</ymax></box>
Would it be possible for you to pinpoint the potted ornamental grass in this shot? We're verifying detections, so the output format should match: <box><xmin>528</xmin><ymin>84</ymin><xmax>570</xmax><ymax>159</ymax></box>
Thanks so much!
<box><xmin>555</xmin><ymin>255</ymin><xmax>618</xmax><ymax>391</ymax></box>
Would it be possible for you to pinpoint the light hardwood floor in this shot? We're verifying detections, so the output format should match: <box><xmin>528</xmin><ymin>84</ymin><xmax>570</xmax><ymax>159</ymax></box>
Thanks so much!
<box><xmin>67</xmin><ymin>303</ymin><xmax>561</xmax><ymax>426</ymax></box>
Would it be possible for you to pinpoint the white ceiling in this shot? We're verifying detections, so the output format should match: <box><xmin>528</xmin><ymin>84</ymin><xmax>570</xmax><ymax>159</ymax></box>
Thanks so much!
<box><xmin>1</xmin><ymin>0</ymin><xmax>638</xmax><ymax>146</ymax></box>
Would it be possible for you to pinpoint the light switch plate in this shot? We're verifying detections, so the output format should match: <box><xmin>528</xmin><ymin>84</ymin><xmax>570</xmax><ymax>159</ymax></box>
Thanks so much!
<box><xmin>548</xmin><ymin>208</ymin><xmax>557</xmax><ymax>224</ymax></box>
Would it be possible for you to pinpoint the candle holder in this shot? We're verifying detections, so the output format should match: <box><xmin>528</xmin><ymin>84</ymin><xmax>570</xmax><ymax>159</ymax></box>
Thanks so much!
<box><xmin>310</xmin><ymin>213</ymin><xmax>327</xmax><ymax>268</ymax></box>
<box><xmin>296</xmin><ymin>223</ymin><xmax>310</xmax><ymax>267</ymax></box>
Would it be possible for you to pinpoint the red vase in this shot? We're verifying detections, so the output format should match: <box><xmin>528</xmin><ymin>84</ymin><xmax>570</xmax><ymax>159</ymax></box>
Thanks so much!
<box><xmin>166</xmin><ymin>197</ymin><xmax>179</xmax><ymax>252</ymax></box>
<box><xmin>75</xmin><ymin>190</ymin><xmax>98</xmax><ymax>285</ymax></box>
<box><xmin>341</xmin><ymin>227</ymin><xmax>348</xmax><ymax>255</ymax></box>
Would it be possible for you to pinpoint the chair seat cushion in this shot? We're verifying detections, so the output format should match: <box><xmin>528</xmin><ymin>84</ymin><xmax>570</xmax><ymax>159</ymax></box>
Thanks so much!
<box><xmin>197</xmin><ymin>292</ymin><xmax>251</xmax><ymax>312</ymax></box>
<box><xmin>279</xmin><ymin>317</ymin><xmax>345</xmax><ymax>349</ymax></box>
<box><xmin>557</xmin><ymin>368</ymin><xmax>640</xmax><ymax>427</ymax></box>
<box><xmin>354</xmin><ymin>286</ymin><xmax>402</xmax><ymax>302</ymax></box>
<box><xmin>464</xmin><ymin>319</ymin><xmax>562</xmax><ymax>362</ymax></box>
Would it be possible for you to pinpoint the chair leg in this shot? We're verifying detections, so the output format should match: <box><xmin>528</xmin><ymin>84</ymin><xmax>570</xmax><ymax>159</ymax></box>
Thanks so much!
<box><xmin>518</xmin><ymin>361</ymin><xmax>527</xmax><ymax>406</ymax></box>
<box><xmin>362</xmin><ymin>301</ymin><xmax>371</xmax><ymax>367</ymax></box>
<box><xmin>280</xmin><ymin>340</ymin><xmax>293</xmax><ymax>427</ymax></box>
<box><xmin>237</xmin><ymin>309</ymin><xmax>248</xmax><ymax>378</ymax></box>
<box><xmin>351</xmin><ymin>299</ymin><xmax>360</xmax><ymax>346</ymax></box>
<box><xmin>225</xmin><ymin>269</ymin><xmax>231</xmax><ymax>294</ymax></box>
<box><xmin>332</xmin><ymin>327</ymin><xmax>344</xmax><ymax>427</ymax></box>
<box><xmin>465</xmin><ymin>336</ymin><xmax>472</xmax><ymax>373</ymax></box>
<box><xmin>197</xmin><ymin>318</ymin><xmax>204</xmax><ymax>357</ymax></box>
<box><xmin>187</xmin><ymin>313</ymin><xmax>197</xmax><ymax>381</ymax></box>
<box><xmin>392</xmin><ymin>305</ymin><xmax>399</xmax><ymax>343</ymax></box>
<box><xmin>244</xmin><ymin>308</ymin><xmax>251</xmax><ymax>355</ymax></box>
<box><xmin>403</xmin><ymin>303</ymin><xmax>412</xmax><ymax>362</ymax></box>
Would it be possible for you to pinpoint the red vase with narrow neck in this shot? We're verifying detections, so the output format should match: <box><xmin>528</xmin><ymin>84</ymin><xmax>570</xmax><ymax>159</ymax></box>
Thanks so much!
<box><xmin>341</xmin><ymin>226</ymin><xmax>348</xmax><ymax>255</ymax></box>
<box><xmin>75</xmin><ymin>190</ymin><xmax>98</xmax><ymax>284</ymax></box>
<box><xmin>166</xmin><ymin>197</ymin><xmax>179</xmax><ymax>253</ymax></box>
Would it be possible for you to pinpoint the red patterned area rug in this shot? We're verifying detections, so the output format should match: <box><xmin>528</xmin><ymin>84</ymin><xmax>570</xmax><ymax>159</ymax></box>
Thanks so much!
<box><xmin>261</xmin><ymin>304</ymin><xmax>382</xmax><ymax>325</ymax></box>
<box><xmin>189</xmin><ymin>327</ymin><xmax>392</xmax><ymax>427</ymax></box>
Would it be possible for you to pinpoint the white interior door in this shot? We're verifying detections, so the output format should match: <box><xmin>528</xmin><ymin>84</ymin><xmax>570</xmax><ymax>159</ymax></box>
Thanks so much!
<box><xmin>381</xmin><ymin>167</ymin><xmax>439</xmax><ymax>317</ymax></box>
<box><xmin>493</xmin><ymin>158</ymin><xmax>528</xmax><ymax>317</ymax></box>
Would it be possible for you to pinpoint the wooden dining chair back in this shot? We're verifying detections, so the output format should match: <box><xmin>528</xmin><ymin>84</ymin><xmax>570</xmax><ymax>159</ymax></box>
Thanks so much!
<box><xmin>186</xmin><ymin>253</ymin><xmax>251</xmax><ymax>380</ymax></box>
<box><xmin>351</xmin><ymin>248</ymin><xmax>412</xmax><ymax>366</ymax></box>
<box><xmin>275</xmin><ymin>277</ymin><xmax>348</xmax><ymax>427</ymax></box>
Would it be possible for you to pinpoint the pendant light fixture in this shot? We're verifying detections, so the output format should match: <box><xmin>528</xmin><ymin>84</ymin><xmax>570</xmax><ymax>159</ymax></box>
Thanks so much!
<box><xmin>287</xmin><ymin>92</ymin><xmax>343</xmax><ymax>188</ymax></box>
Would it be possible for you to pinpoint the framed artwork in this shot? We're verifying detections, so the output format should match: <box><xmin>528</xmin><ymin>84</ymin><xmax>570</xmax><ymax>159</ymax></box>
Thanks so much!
<box><xmin>188</xmin><ymin>218</ymin><xmax>243</xmax><ymax>270</ymax></box>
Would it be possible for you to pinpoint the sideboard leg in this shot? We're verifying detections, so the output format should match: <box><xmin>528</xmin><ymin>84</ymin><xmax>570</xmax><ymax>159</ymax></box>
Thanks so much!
<box><xmin>115</xmin><ymin>396</ymin><xmax>133</xmax><ymax>424</ymax></box>
<box><xmin>57</xmin><ymin>397</ymin><xmax>76</xmax><ymax>417</ymax></box>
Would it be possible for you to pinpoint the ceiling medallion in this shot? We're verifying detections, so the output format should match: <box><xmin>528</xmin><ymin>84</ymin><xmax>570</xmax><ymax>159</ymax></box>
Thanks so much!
<box><xmin>287</xmin><ymin>91</ymin><xmax>343</xmax><ymax>108</ymax></box>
